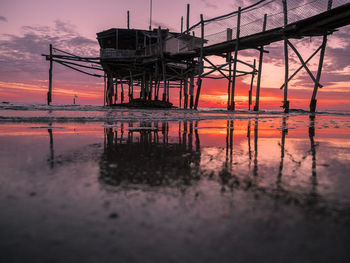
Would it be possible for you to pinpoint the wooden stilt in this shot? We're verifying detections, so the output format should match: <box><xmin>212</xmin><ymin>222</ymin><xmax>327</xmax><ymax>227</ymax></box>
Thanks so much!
<box><xmin>155</xmin><ymin>62</ymin><xmax>159</xmax><ymax>100</ymax></box>
<box><xmin>115</xmin><ymin>77</ymin><xmax>118</xmax><ymax>103</ymax></box>
<box><xmin>189</xmin><ymin>74</ymin><xmax>194</xmax><ymax>109</ymax></box>
<box><xmin>130</xmin><ymin>71</ymin><xmax>134</xmax><ymax>100</ymax></box>
<box><xmin>47</xmin><ymin>44</ymin><xmax>53</xmax><ymax>105</ymax></box>
<box><xmin>127</xmin><ymin>10</ymin><xmax>130</xmax><ymax>29</ymax></box>
<box><xmin>121</xmin><ymin>78</ymin><xmax>124</xmax><ymax>103</ymax></box>
<box><xmin>181</xmin><ymin>16</ymin><xmax>183</xmax><ymax>33</ymax></box>
<box><xmin>186</xmin><ymin>4</ymin><xmax>190</xmax><ymax>34</ymax></box>
<box><xmin>103</xmin><ymin>74</ymin><xmax>106</xmax><ymax>106</ymax></box>
<box><xmin>310</xmin><ymin>0</ymin><xmax>332</xmax><ymax>112</ymax></box>
<box><xmin>226</xmin><ymin>28</ymin><xmax>233</xmax><ymax>110</ymax></box>
<box><xmin>249</xmin><ymin>59</ymin><xmax>256</xmax><ymax>110</ymax></box>
<box><xmin>184</xmin><ymin>76</ymin><xmax>188</xmax><ymax>109</ymax></box>
<box><xmin>179</xmin><ymin>80</ymin><xmax>183</xmax><ymax>107</ymax></box>
<box><xmin>282</xmin><ymin>0</ymin><xmax>289</xmax><ymax>113</ymax></box>
<box><xmin>230</xmin><ymin>7</ymin><xmax>241</xmax><ymax>111</ymax></box>
<box><xmin>142</xmin><ymin>72</ymin><xmax>146</xmax><ymax>99</ymax></box>
<box><xmin>149</xmin><ymin>73</ymin><xmax>153</xmax><ymax>100</ymax></box>
<box><xmin>107</xmin><ymin>74</ymin><xmax>114</xmax><ymax>105</ymax></box>
<box><xmin>254</xmin><ymin>14</ymin><xmax>267</xmax><ymax>112</ymax></box>
<box><xmin>158</xmin><ymin>27</ymin><xmax>167</xmax><ymax>101</ymax></box>
<box><xmin>194</xmin><ymin>14</ymin><xmax>205</xmax><ymax>110</ymax></box>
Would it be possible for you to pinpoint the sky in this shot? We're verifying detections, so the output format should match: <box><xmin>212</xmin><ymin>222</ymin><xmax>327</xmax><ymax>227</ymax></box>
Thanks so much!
<box><xmin>0</xmin><ymin>0</ymin><xmax>350</xmax><ymax>110</ymax></box>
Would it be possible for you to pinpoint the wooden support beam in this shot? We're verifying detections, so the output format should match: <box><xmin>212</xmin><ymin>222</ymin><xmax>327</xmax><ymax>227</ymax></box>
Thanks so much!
<box><xmin>130</xmin><ymin>71</ymin><xmax>134</xmax><ymax>100</ymax></box>
<box><xmin>203</xmin><ymin>57</ymin><xmax>229</xmax><ymax>79</ymax></box>
<box><xmin>282</xmin><ymin>0</ymin><xmax>289</xmax><ymax>113</ymax></box>
<box><xmin>179</xmin><ymin>80</ymin><xmax>183</xmax><ymax>107</ymax></box>
<box><xmin>47</xmin><ymin>44</ymin><xmax>53</xmax><ymax>105</ymax></box>
<box><xmin>249</xmin><ymin>59</ymin><xmax>256</xmax><ymax>110</ymax></box>
<box><xmin>158</xmin><ymin>27</ymin><xmax>167</xmax><ymax>101</ymax></box>
<box><xmin>149</xmin><ymin>73</ymin><xmax>153</xmax><ymax>100</ymax></box>
<box><xmin>310</xmin><ymin>0</ymin><xmax>333</xmax><ymax>113</ymax></box>
<box><xmin>107</xmin><ymin>74</ymin><xmax>114</xmax><ymax>105</ymax></box>
<box><xmin>201</xmin><ymin>62</ymin><xmax>230</xmax><ymax>77</ymax></box>
<box><xmin>280</xmin><ymin>45</ymin><xmax>322</xmax><ymax>89</ymax></box>
<box><xmin>189</xmin><ymin>74</ymin><xmax>194</xmax><ymax>109</ymax></box>
<box><xmin>103</xmin><ymin>74</ymin><xmax>106</xmax><ymax>106</ymax></box>
<box><xmin>120</xmin><ymin>78</ymin><xmax>124</xmax><ymax>103</ymax></box>
<box><xmin>254</xmin><ymin>14</ymin><xmax>267</xmax><ymax>112</ymax></box>
<box><xmin>181</xmin><ymin>16</ymin><xmax>183</xmax><ymax>33</ymax></box>
<box><xmin>227</xmin><ymin>28</ymin><xmax>233</xmax><ymax>110</ymax></box>
<box><xmin>186</xmin><ymin>4</ymin><xmax>190</xmax><ymax>34</ymax></box>
<box><xmin>115</xmin><ymin>77</ymin><xmax>118</xmax><ymax>102</ymax></box>
<box><xmin>184</xmin><ymin>77</ymin><xmax>188</xmax><ymax>109</ymax></box>
<box><xmin>287</xmin><ymin>39</ymin><xmax>323</xmax><ymax>88</ymax></box>
<box><xmin>142</xmin><ymin>72</ymin><xmax>146</xmax><ymax>99</ymax></box>
<box><xmin>230</xmin><ymin>7</ymin><xmax>241</xmax><ymax>111</ymax></box>
<box><xmin>127</xmin><ymin>10</ymin><xmax>130</xmax><ymax>29</ymax></box>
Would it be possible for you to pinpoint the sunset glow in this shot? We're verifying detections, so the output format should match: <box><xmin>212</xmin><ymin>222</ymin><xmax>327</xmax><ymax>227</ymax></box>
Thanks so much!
<box><xmin>1</xmin><ymin>0</ymin><xmax>350</xmax><ymax>110</ymax></box>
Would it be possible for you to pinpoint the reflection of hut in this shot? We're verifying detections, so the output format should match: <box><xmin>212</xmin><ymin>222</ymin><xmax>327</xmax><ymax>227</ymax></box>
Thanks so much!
<box><xmin>96</xmin><ymin>28</ymin><xmax>206</xmax><ymax>107</ymax></box>
<box><xmin>99</xmin><ymin>122</ymin><xmax>201</xmax><ymax>187</ymax></box>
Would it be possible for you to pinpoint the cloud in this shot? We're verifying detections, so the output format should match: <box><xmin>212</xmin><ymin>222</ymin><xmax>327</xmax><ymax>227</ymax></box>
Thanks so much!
<box><xmin>0</xmin><ymin>16</ymin><xmax>7</xmax><ymax>22</ymax></box>
<box><xmin>201</xmin><ymin>0</ymin><xmax>218</xmax><ymax>9</ymax></box>
<box><xmin>0</xmin><ymin>20</ymin><xmax>99</xmax><ymax>83</ymax></box>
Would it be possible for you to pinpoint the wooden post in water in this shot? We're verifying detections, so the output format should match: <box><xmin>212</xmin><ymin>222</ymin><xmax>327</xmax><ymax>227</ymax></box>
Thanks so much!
<box><xmin>115</xmin><ymin>77</ymin><xmax>118</xmax><ymax>103</ymax></box>
<box><xmin>226</xmin><ymin>28</ymin><xmax>233</xmax><ymax>110</ymax></box>
<box><xmin>158</xmin><ymin>27</ymin><xmax>167</xmax><ymax>101</ymax></box>
<box><xmin>249</xmin><ymin>59</ymin><xmax>256</xmax><ymax>110</ymax></box>
<box><xmin>130</xmin><ymin>71</ymin><xmax>134</xmax><ymax>100</ymax></box>
<box><xmin>254</xmin><ymin>14</ymin><xmax>267</xmax><ymax>112</ymax></box>
<box><xmin>282</xmin><ymin>0</ymin><xmax>289</xmax><ymax>113</ymax></box>
<box><xmin>103</xmin><ymin>74</ymin><xmax>106</xmax><ymax>106</ymax></box>
<box><xmin>121</xmin><ymin>78</ymin><xmax>124</xmax><ymax>103</ymax></box>
<box><xmin>47</xmin><ymin>44</ymin><xmax>53</xmax><ymax>105</ymax></box>
<box><xmin>310</xmin><ymin>0</ymin><xmax>333</xmax><ymax>112</ymax></box>
<box><xmin>107</xmin><ymin>74</ymin><xmax>114</xmax><ymax>105</ymax></box>
<box><xmin>230</xmin><ymin>7</ymin><xmax>241</xmax><ymax>111</ymax></box>
<box><xmin>194</xmin><ymin>14</ymin><xmax>204</xmax><ymax>110</ymax></box>
<box><xmin>179</xmin><ymin>80</ymin><xmax>183</xmax><ymax>107</ymax></box>
<box><xmin>184</xmin><ymin>76</ymin><xmax>188</xmax><ymax>109</ymax></box>
<box><xmin>189</xmin><ymin>74</ymin><xmax>194</xmax><ymax>109</ymax></box>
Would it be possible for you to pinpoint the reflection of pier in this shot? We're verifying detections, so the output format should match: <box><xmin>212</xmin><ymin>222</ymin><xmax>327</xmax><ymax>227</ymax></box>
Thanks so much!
<box><xmin>99</xmin><ymin>121</ymin><xmax>201</xmax><ymax>187</ymax></box>
<box><xmin>44</xmin><ymin>116</ymin><xmax>348</xmax><ymax>222</ymax></box>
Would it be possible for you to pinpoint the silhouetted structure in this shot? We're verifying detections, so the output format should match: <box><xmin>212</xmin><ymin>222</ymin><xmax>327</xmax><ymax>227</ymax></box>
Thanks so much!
<box><xmin>43</xmin><ymin>0</ymin><xmax>350</xmax><ymax>112</ymax></box>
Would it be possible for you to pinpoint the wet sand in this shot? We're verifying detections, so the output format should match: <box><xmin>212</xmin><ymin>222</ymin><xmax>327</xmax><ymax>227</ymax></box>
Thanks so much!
<box><xmin>1</xmin><ymin>105</ymin><xmax>350</xmax><ymax>263</ymax></box>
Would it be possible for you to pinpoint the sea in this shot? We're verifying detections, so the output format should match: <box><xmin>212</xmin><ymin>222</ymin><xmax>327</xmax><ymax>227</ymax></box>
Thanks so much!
<box><xmin>1</xmin><ymin>102</ymin><xmax>350</xmax><ymax>263</ymax></box>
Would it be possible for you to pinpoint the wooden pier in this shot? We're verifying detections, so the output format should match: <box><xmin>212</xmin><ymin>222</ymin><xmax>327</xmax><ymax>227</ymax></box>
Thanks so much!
<box><xmin>43</xmin><ymin>0</ymin><xmax>350</xmax><ymax>112</ymax></box>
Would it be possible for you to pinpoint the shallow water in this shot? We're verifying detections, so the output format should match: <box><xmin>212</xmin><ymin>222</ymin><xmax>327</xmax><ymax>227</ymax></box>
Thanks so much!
<box><xmin>1</xmin><ymin>105</ymin><xmax>350</xmax><ymax>263</ymax></box>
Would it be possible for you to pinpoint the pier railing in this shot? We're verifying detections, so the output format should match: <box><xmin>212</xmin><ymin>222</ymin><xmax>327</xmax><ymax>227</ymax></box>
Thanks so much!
<box><xmin>181</xmin><ymin>0</ymin><xmax>350</xmax><ymax>48</ymax></box>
